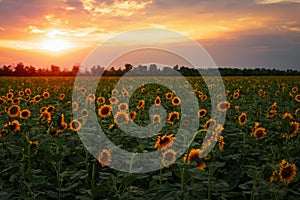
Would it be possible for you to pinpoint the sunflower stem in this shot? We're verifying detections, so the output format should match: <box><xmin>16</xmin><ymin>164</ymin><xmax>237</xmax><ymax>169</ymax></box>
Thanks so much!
<box><xmin>208</xmin><ymin>167</ymin><xmax>212</xmax><ymax>200</ymax></box>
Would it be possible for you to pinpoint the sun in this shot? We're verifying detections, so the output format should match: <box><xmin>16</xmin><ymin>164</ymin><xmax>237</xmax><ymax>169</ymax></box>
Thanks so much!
<box><xmin>41</xmin><ymin>38</ymin><xmax>72</xmax><ymax>52</ymax></box>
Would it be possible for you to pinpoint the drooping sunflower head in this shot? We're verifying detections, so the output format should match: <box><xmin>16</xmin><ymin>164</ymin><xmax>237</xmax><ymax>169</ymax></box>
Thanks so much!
<box><xmin>282</xmin><ymin>112</ymin><xmax>293</xmax><ymax>120</ymax></box>
<box><xmin>98</xmin><ymin>105</ymin><xmax>112</xmax><ymax>118</ymax></box>
<box><xmin>20</xmin><ymin>109</ymin><xmax>31</xmax><ymax>119</ymax></box>
<box><xmin>7</xmin><ymin>105</ymin><xmax>20</xmax><ymax>117</ymax></box>
<box><xmin>154</xmin><ymin>134</ymin><xmax>175</xmax><ymax>150</ymax></box>
<box><xmin>161</xmin><ymin>149</ymin><xmax>176</xmax><ymax>168</ymax></box>
<box><xmin>217</xmin><ymin>101</ymin><xmax>231</xmax><ymax>112</ymax></box>
<box><xmin>97</xmin><ymin>149</ymin><xmax>112</xmax><ymax>167</ymax></box>
<box><xmin>196</xmin><ymin>160</ymin><xmax>206</xmax><ymax>170</ymax></box>
<box><xmin>238</xmin><ymin>112</ymin><xmax>247</xmax><ymax>125</ymax></box>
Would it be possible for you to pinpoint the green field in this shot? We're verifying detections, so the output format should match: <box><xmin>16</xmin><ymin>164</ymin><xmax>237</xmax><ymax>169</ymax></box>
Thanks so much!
<box><xmin>0</xmin><ymin>76</ymin><xmax>300</xmax><ymax>199</ymax></box>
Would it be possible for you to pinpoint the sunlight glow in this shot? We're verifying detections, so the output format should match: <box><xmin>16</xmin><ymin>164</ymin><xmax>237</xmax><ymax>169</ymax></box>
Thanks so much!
<box><xmin>41</xmin><ymin>38</ymin><xmax>72</xmax><ymax>52</ymax></box>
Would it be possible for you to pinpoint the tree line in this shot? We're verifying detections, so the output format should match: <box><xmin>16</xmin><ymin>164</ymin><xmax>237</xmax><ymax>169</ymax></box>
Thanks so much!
<box><xmin>0</xmin><ymin>62</ymin><xmax>299</xmax><ymax>76</ymax></box>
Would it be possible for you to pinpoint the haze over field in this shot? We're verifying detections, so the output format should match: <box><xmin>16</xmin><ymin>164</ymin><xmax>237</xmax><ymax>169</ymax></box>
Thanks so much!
<box><xmin>0</xmin><ymin>0</ymin><xmax>299</xmax><ymax>70</ymax></box>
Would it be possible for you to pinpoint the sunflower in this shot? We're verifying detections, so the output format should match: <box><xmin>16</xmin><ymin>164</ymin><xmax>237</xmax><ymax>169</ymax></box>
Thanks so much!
<box><xmin>152</xmin><ymin>114</ymin><xmax>161</xmax><ymax>123</ymax></box>
<box><xmin>47</xmin><ymin>106</ymin><xmax>55</xmax><ymax>113</ymax></box>
<box><xmin>81</xmin><ymin>109</ymin><xmax>88</xmax><ymax>117</ymax></box>
<box><xmin>295</xmin><ymin>108</ymin><xmax>300</xmax><ymax>116</ymax></box>
<box><xmin>167</xmin><ymin>111</ymin><xmax>180</xmax><ymax>125</ymax></box>
<box><xmin>253</xmin><ymin>127</ymin><xmax>267</xmax><ymax>140</ymax></box>
<box><xmin>238</xmin><ymin>112</ymin><xmax>247</xmax><ymax>125</ymax></box>
<box><xmin>154</xmin><ymin>96</ymin><xmax>161</xmax><ymax>106</ymax></box>
<box><xmin>20</xmin><ymin>109</ymin><xmax>31</xmax><ymax>119</ymax></box>
<box><xmin>112</xmin><ymin>89</ymin><xmax>119</xmax><ymax>95</ymax></box>
<box><xmin>217</xmin><ymin>101</ymin><xmax>231</xmax><ymax>112</ymax></box>
<box><xmin>40</xmin><ymin>111</ymin><xmax>51</xmax><ymax>123</ymax></box>
<box><xmin>267</xmin><ymin>109</ymin><xmax>277</xmax><ymax>118</ymax></box>
<box><xmin>7</xmin><ymin>105</ymin><xmax>20</xmax><ymax>117</ymax></box>
<box><xmin>25</xmin><ymin>88</ymin><xmax>31</xmax><ymax>95</ymax></box>
<box><xmin>5</xmin><ymin>120</ymin><xmax>21</xmax><ymax>132</ymax></box>
<box><xmin>12</xmin><ymin>98</ymin><xmax>21</xmax><ymax>105</ymax></box>
<box><xmin>154</xmin><ymin>134</ymin><xmax>175</xmax><ymax>150</ymax></box>
<box><xmin>0</xmin><ymin>129</ymin><xmax>9</xmax><ymax>137</ymax></box>
<box><xmin>97</xmin><ymin>97</ymin><xmax>105</xmax><ymax>105</ymax></box>
<box><xmin>171</xmin><ymin>97</ymin><xmax>181</xmax><ymax>106</ymax></box>
<box><xmin>161</xmin><ymin>149</ymin><xmax>176</xmax><ymax>168</ymax></box>
<box><xmin>284</xmin><ymin>121</ymin><xmax>299</xmax><ymax>139</ymax></box>
<box><xmin>114</xmin><ymin>111</ymin><xmax>129</xmax><ymax>124</ymax></box>
<box><xmin>109</xmin><ymin>97</ymin><xmax>119</xmax><ymax>105</ymax></box>
<box><xmin>271</xmin><ymin>102</ymin><xmax>277</xmax><ymax>110</ymax></box>
<box><xmin>18</xmin><ymin>91</ymin><xmax>24</xmax><ymax>96</ymax></box>
<box><xmin>129</xmin><ymin>111</ymin><xmax>137</xmax><ymax>121</ymax></box>
<box><xmin>218</xmin><ymin>136</ymin><xmax>225</xmax><ymax>151</ymax></box>
<box><xmin>29</xmin><ymin>140</ymin><xmax>39</xmax><ymax>147</ymax></box>
<box><xmin>282</xmin><ymin>112</ymin><xmax>293</xmax><ymax>120</ymax></box>
<box><xmin>6</xmin><ymin>92</ymin><xmax>13</xmax><ymax>99</ymax></box>
<box><xmin>233</xmin><ymin>92</ymin><xmax>239</xmax><ymax>99</ymax></box>
<box><xmin>33</xmin><ymin>95</ymin><xmax>42</xmax><ymax>103</ymax></box>
<box><xmin>40</xmin><ymin>107</ymin><xmax>47</xmax><ymax>113</ymax></box>
<box><xmin>270</xmin><ymin>170</ymin><xmax>279</xmax><ymax>183</ymax></box>
<box><xmin>198</xmin><ymin>109</ymin><xmax>207</xmax><ymax>118</ymax></box>
<box><xmin>165</xmin><ymin>92</ymin><xmax>173</xmax><ymax>100</ymax></box>
<box><xmin>98</xmin><ymin>105</ymin><xmax>112</xmax><ymax>118</ymax></box>
<box><xmin>43</xmin><ymin>92</ymin><xmax>50</xmax><ymax>99</ymax></box>
<box><xmin>295</xmin><ymin>94</ymin><xmax>300</xmax><ymax>103</ymax></box>
<box><xmin>118</xmin><ymin>103</ymin><xmax>128</xmax><ymax>112</ymax></box>
<box><xmin>279</xmin><ymin>162</ymin><xmax>297</xmax><ymax>184</ymax></box>
<box><xmin>137</xmin><ymin>100</ymin><xmax>145</xmax><ymax>110</ymax></box>
<box><xmin>203</xmin><ymin>119</ymin><xmax>217</xmax><ymax>130</ymax></box>
<box><xmin>201</xmin><ymin>95</ymin><xmax>208</xmax><ymax>102</ymax></box>
<box><xmin>69</xmin><ymin>119</ymin><xmax>82</xmax><ymax>131</ymax></box>
<box><xmin>59</xmin><ymin>94</ymin><xmax>65</xmax><ymax>100</ymax></box>
<box><xmin>72</xmin><ymin>102</ymin><xmax>79</xmax><ymax>112</ymax></box>
<box><xmin>292</xmin><ymin>86</ymin><xmax>298</xmax><ymax>93</ymax></box>
<box><xmin>234</xmin><ymin>106</ymin><xmax>239</xmax><ymax>111</ymax></box>
<box><xmin>97</xmin><ymin>149</ymin><xmax>112</xmax><ymax>167</ymax></box>
<box><xmin>141</xmin><ymin>87</ymin><xmax>146</xmax><ymax>93</ymax></box>
<box><xmin>196</xmin><ymin>161</ymin><xmax>206</xmax><ymax>170</ymax></box>
<box><xmin>0</xmin><ymin>97</ymin><xmax>6</xmax><ymax>105</ymax></box>
<box><xmin>186</xmin><ymin>148</ymin><xmax>201</xmax><ymax>163</ymax></box>
<box><xmin>87</xmin><ymin>94</ymin><xmax>96</xmax><ymax>102</ymax></box>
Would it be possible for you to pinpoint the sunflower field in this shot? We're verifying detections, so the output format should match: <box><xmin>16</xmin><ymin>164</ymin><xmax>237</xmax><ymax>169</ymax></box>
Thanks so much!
<box><xmin>0</xmin><ymin>75</ymin><xmax>300</xmax><ymax>200</ymax></box>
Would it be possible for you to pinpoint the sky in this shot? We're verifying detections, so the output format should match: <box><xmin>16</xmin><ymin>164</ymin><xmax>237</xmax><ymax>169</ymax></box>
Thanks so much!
<box><xmin>0</xmin><ymin>0</ymin><xmax>300</xmax><ymax>70</ymax></box>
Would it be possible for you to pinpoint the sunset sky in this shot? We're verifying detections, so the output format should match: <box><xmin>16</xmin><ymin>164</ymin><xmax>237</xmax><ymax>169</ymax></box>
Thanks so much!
<box><xmin>0</xmin><ymin>0</ymin><xmax>300</xmax><ymax>70</ymax></box>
